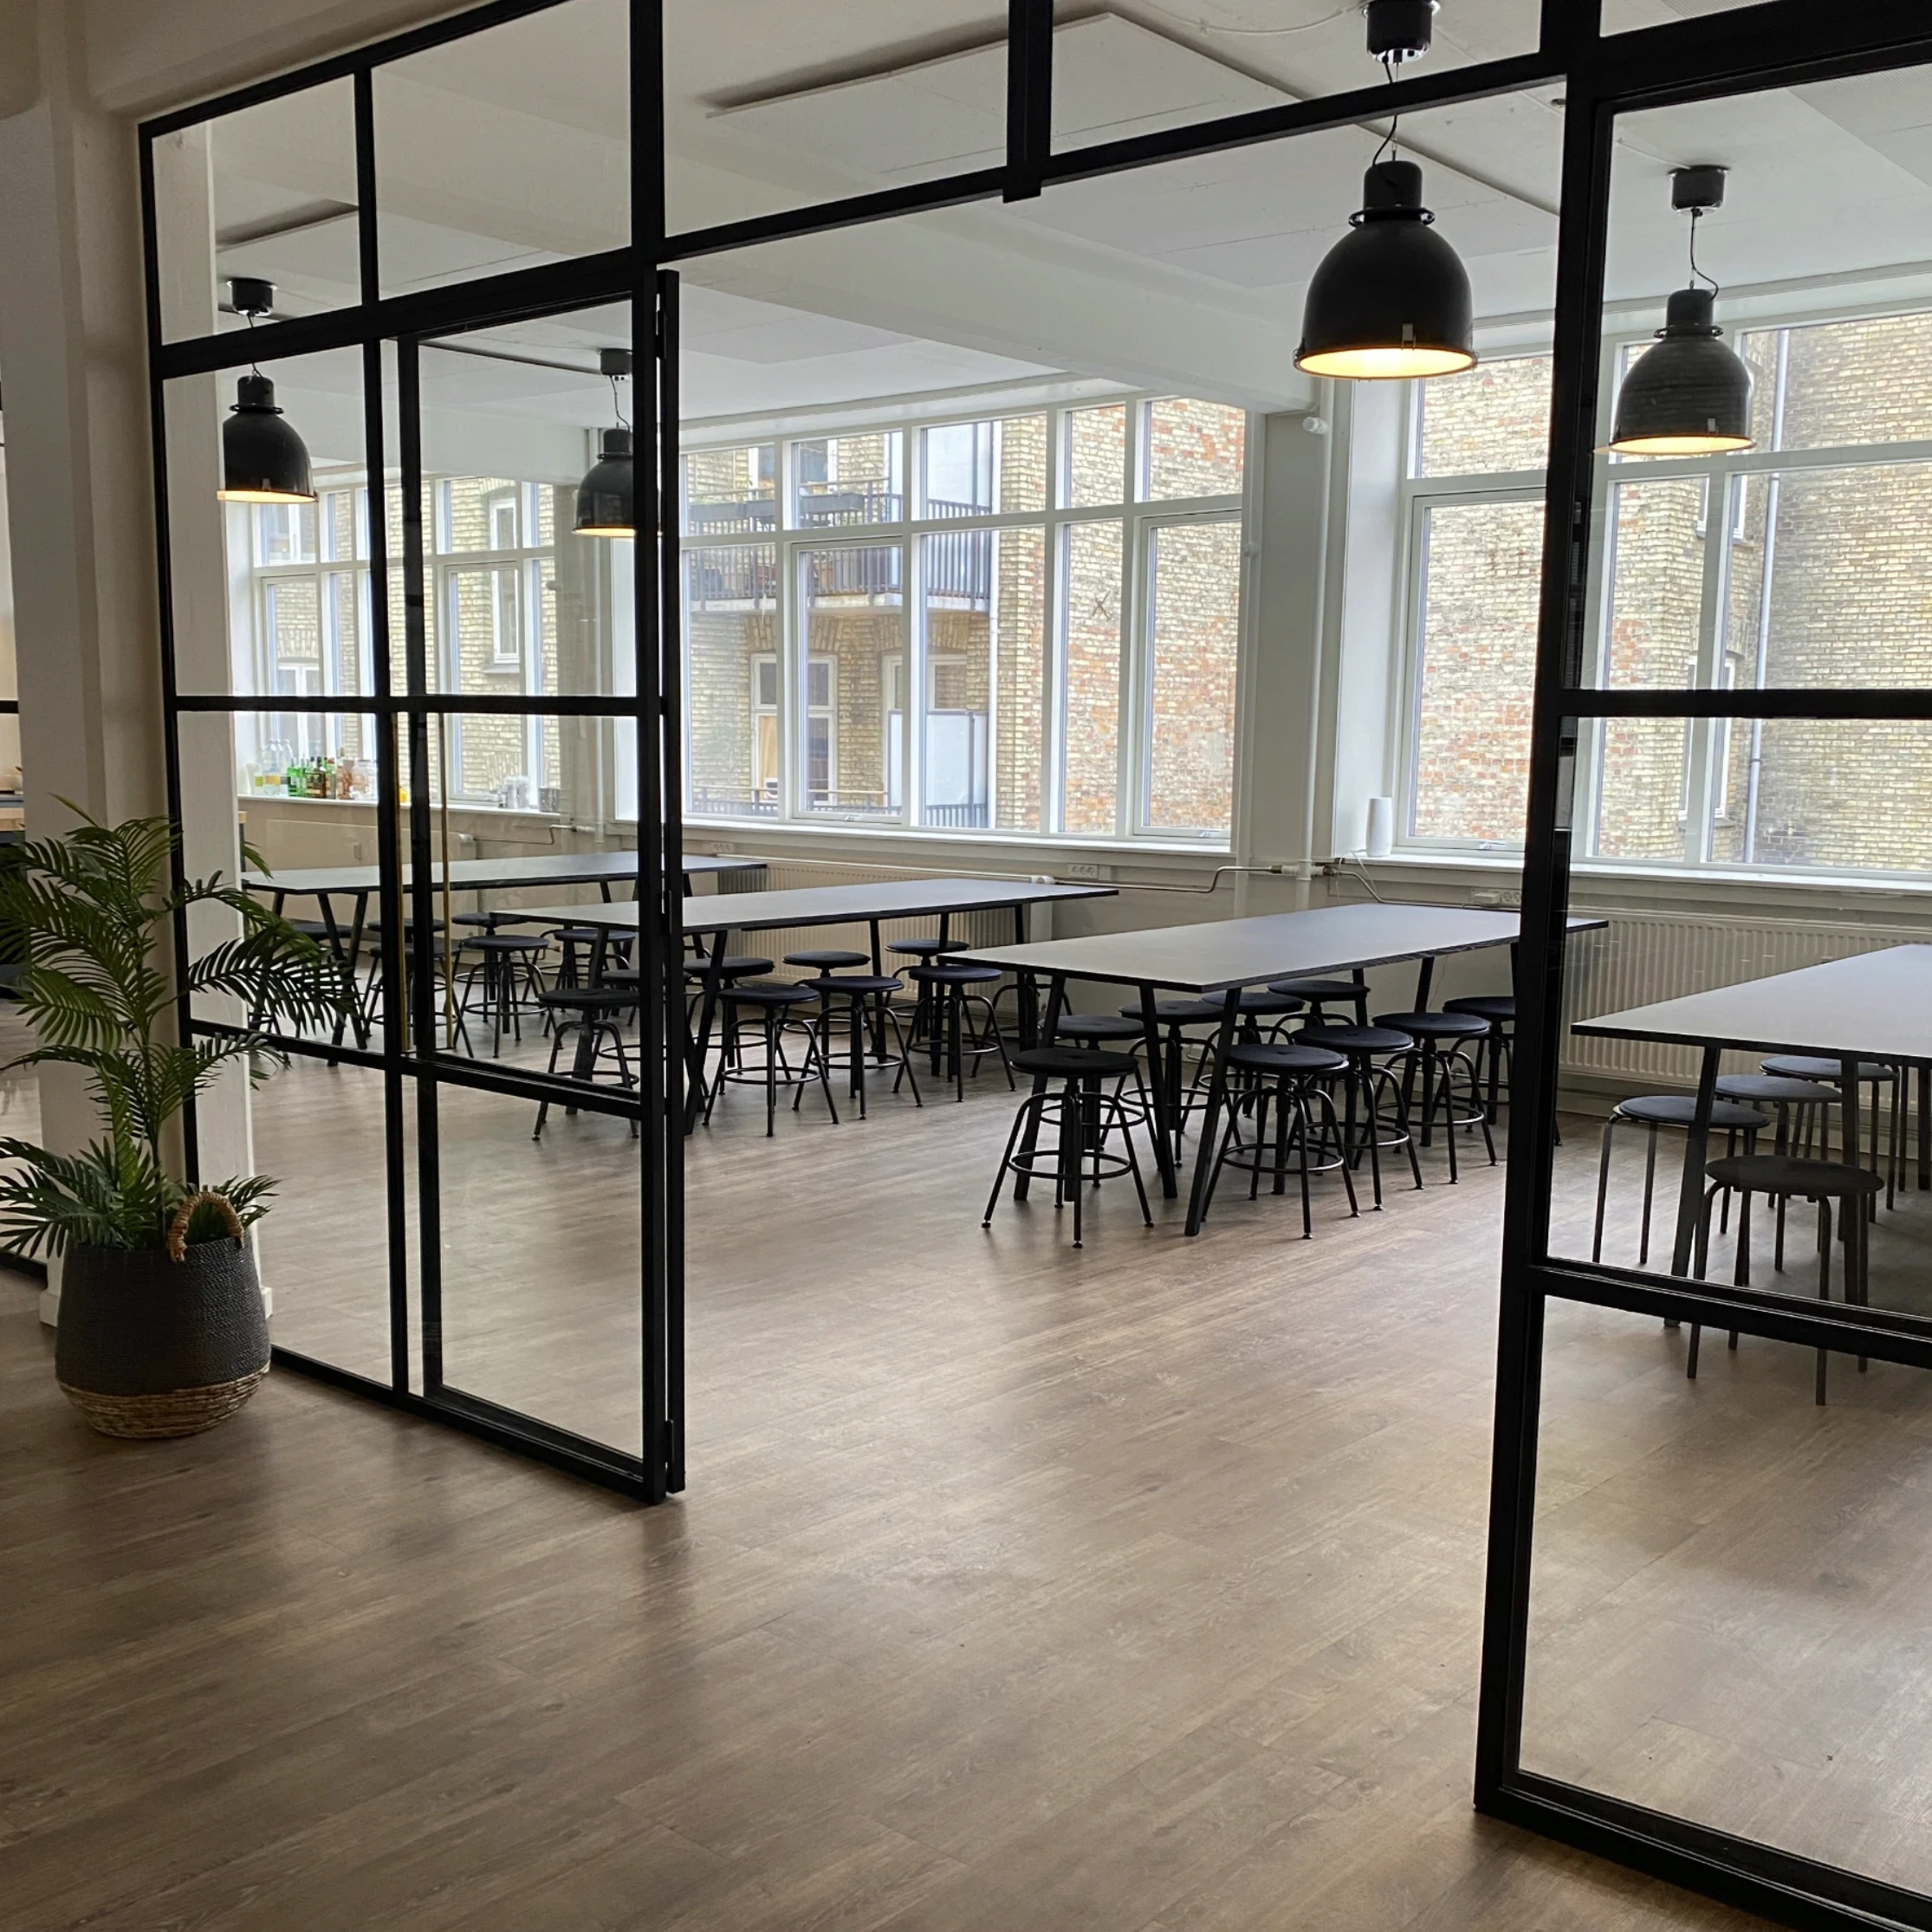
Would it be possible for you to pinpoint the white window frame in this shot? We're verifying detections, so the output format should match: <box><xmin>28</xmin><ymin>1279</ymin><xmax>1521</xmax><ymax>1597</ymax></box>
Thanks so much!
<box><xmin>679</xmin><ymin>391</ymin><xmax>1250</xmax><ymax>847</ymax></box>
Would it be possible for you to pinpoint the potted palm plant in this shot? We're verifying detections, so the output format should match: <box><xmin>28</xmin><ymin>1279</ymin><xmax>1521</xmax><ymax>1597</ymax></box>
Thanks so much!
<box><xmin>0</xmin><ymin>808</ymin><xmax>352</xmax><ymax>1437</ymax></box>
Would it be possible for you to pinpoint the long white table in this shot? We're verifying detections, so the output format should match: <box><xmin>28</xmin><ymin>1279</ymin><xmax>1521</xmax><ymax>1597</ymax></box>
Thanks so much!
<box><xmin>505</xmin><ymin>876</ymin><xmax>1118</xmax><ymax>1129</ymax></box>
<box><xmin>962</xmin><ymin>902</ymin><xmax>1607</xmax><ymax>1233</ymax></box>
<box><xmin>1572</xmin><ymin>946</ymin><xmax>1932</xmax><ymax>1276</ymax></box>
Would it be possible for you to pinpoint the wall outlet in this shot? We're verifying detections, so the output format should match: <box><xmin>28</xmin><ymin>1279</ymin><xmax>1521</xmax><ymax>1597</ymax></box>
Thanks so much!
<box><xmin>1060</xmin><ymin>860</ymin><xmax>1110</xmax><ymax>881</ymax></box>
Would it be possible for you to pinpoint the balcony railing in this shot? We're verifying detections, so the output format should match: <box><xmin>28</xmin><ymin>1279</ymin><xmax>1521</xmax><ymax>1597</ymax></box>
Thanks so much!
<box><xmin>683</xmin><ymin>497</ymin><xmax>995</xmax><ymax>607</ymax></box>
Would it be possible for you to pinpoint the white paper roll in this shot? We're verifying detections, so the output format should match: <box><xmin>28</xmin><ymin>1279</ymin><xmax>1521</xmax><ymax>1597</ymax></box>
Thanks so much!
<box><xmin>1365</xmin><ymin>795</ymin><xmax>1395</xmax><ymax>859</ymax></box>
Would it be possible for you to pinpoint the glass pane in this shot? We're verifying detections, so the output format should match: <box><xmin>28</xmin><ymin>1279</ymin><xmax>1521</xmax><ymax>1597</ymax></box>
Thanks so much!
<box><xmin>684</xmin><ymin>444</ymin><xmax>776</xmax><ymax>535</ymax></box>
<box><xmin>1721</xmin><ymin>720</ymin><xmax>1932</xmax><ymax>874</ymax></box>
<box><xmin>791</xmin><ymin>433</ymin><xmax>903</xmax><ymax>528</ymax></box>
<box><xmin>374</xmin><ymin>0</ymin><xmax>626</xmax><ymax>298</ymax></box>
<box><xmin>165</xmin><ymin>346</ymin><xmax>370</xmax><ymax>700</ymax></box>
<box><xmin>1595</xmin><ymin>477</ymin><xmax>1708</xmax><ymax>689</ymax></box>
<box><xmin>1142</xmin><ymin>399</ymin><xmax>1245</xmax><ymax>502</ymax></box>
<box><xmin>1721</xmin><ymin>462</ymin><xmax>1932</xmax><ymax>690</ymax></box>
<box><xmin>418</xmin><ymin>308</ymin><xmax>634</xmax><ymax>699</ymax></box>
<box><xmin>1065</xmin><ymin>405</ymin><xmax>1126</xmax><ymax>509</ymax></box>
<box><xmin>1416</xmin><ymin>355</ymin><xmax>1553</xmax><ymax>477</ymax></box>
<box><xmin>1588</xmin><ymin>715</ymin><xmax>1691</xmax><ymax>866</ymax></box>
<box><xmin>152</xmin><ymin>78</ymin><xmax>359</xmax><ymax>343</ymax></box>
<box><xmin>923</xmin><ymin>414</ymin><xmax>1049</xmax><ymax>519</ymax></box>
<box><xmin>685</xmin><ymin>543</ymin><xmax>778</xmax><ymax>820</ymax></box>
<box><xmin>1060</xmin><ymin>519</ymin><xmax>1122</xmax><ymax>835</ymax></box>
<box><xmin>1523</xmin><ymin>1300</ymin><xmax>1932</xmax><ymax>1899</ymax></box>
<box><xmin>1743</xmin><ymin>312</ymin><xmax>1932</xmax><ymax>451</ymax></box>
<box><xmin>994</xmin><ymin>528</ymin><xmax>1047</xmax><ymax>835</ymax></box>
<box><xmin>666</xmin><ymin>0</ymin><xmax>1005</xmax><ymax>236</ymax></box>
<box><xmin>431</xmin><ymin>1078</ymin><xmax>641</xmax><ymax>1456</ymax></box>
<box><xmin>1145</xmin><ymin>519</ymin><xmax>1239</xmax><ymax>839</ymax></box>
<box><xmin>800</xmin><ymin>543</ymin><xmax>902</xmax><ymax>820</ymax></box>
<box><xmin>1410</xmin><ymin>500</ymin><xmax>1540</xmax><ymax>845</ymax></box>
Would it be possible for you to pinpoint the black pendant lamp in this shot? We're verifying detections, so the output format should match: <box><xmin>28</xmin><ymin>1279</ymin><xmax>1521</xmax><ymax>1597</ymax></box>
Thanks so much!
<box><xmin>1608</xmin><ymin>166</ymin><xmax>1754</xmax><ymax>457</ymax></box>
<box><xmin>574</xmin><ymin>347</ymin><xmax>635</xmax><ymax>538</ymax></box>
<box><xmin>1295</xmin><ymin>0</ymin><xmax>1476</xmax><ymax>382</ymax></box>
<box><xmin>217</xmin><ymin>278</ymin><xmax>315</xmax><ymax>504</ymax></box>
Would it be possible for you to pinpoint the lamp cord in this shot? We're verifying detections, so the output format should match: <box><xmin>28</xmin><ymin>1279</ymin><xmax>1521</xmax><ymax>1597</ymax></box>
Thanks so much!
<box><xmin>1371</xmin><ymin>52</ymin><xmax>1399</xmax><ymax>168</ymax></box>
<box><xmin>1688</xmin><ymin>205</ymin><xmax>1721</xmax><ymax>297</ymax></box>
<box><xmin>609</xmin><ymin>369</ymin><xmax>632</xmax><ymax>434</ymax></box>
<box><xmin>243</xmin><ymin>308</ymin><xmax>263</xmax><ymax>381</ymax></box>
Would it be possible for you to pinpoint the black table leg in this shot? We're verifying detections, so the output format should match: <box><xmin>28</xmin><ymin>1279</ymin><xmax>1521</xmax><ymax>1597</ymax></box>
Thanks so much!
<box><xmin>1012</xmin><ymin>973</ymin><xmax>1065</xmax><ymax>1203</ymax></box>
<box><xmin>1138</xmin><ymin>982</ymin><xmax>1178</xmax><ymax>1199</ymax></box>
<box><xmin>1014</xmin><ymin>905</ymin><xmax>1039</xmax><ymax>1047</ymax></box>
<box><xmin>1918</xmin><ymin>1062</ymin><xmax>1929</xmax><ymax>1190</ymax></box>
<box><xmin>1414</xmin><ymin>955</ymin><xmax>1436</xmax><ymax>1012</ymax></box>
<box><xmin>340</xmin><ymin>890</ymin><xmax>373</xmax><ymax>1049</ymax></box>
<box><xmin>1669</xmin><ymin>1046</ymin><xmax>1721</xmax><ymax>1276</ymax></box>
<box><xmin>684</xmin><ymin>927</ymin><xmax>729</xmax><ymax>1133</ymax></box>
<box><xmin>1184</xmin><ymin>990</ymin><xmax>1242</xmax><ymax>1235</ymax></box>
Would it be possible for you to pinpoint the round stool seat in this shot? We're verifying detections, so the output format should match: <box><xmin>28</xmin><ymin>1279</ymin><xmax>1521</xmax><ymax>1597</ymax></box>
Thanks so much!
<box><xmin>1616</xmin><ymin>1094</ymin><xmax>1768</xmax><ymax>1131</ymax></box>
<box><xmin>890</xmin><ymin>938</ymin><xmax>969</xmax><ymax>959</ymax></box>
<box><xmin>1716</xmin><ymin>1073</ymin><xmax>1843</xmax><ymax>1106</ymax></box>
<box><xmin>1300</xmin><ymin>1023</ymin><xmax>1414</xmax><ymax>1056</ymax></box>
<box><xmin>720</xmin><ymin>981</ymin><xmax>815</xmax><ymax>1009</ymax></box>
<box><xmin>1236</xmin><ymin>989</ymin><xmax>1306</xmax><ymax>1017</ymax></box>
<box><xmin>537</xmin><ymin>987</ymin><xmax>635</xmax><ymax>1013</ymax></box>
<box><xmin>785</xmin><ymin>949</ymin><xmax>870</xmax><ymax>970</ymax></box>
<box><xmin>1373</xmin><ymin>1009</ymin><xmax>1489</xmax><ymax>1041</ymax></box>
<box><xmin>805</xmin><ymin>974</ymin><xmax>903</xmax><ymax>997</ymax></box>
<box><xmin>464</xmin><ymin>933</ymin><xmax>547</xmax><ymax>954</ymax></box>
<box><xmin>1057</xmin><ymin>1013</ymin><xmax>1145</xmax><ymax>1042</ymax></box>
<box><xmin>1444</xmin><ymin>995</ymin><xmax>1516</xmax><ymax>1023</ymax></box>
<box><xmin>1762</xmin><ymin>1054</ymin><xmax>1895</xmax><ymax>1084</ymax></box>
<box><xmin>1706</xmin><ymin>1153</ymin><xmax>1884</xmax><ymax>1200</ymax></box>
<box><xmin>549</xmin><ymin>925</ymin><xmax>602</xmax><ymax>944</ymax></box>
<box><xmin>1226</xmin><ymin>1041</ymin><xmax>1349</xmax><ymax>1079</ymax></box>
<box><xmin>1268</xmin><ymin>977</ymin><xmax>1363</xmax><ymax>1003</ymax></box>
<box><xmin>1122</xmin><ymin>998</ymin><xmax>1222</xmax><ymax>1024</ymax></box>
<box><xmin>287</xmin><ymin>918</ymin><xmax>332</xmax><ymax>939</ymax></box>
<box><xmin>684</xmin><ymin>954</ymin><xmax>775</xmax><ymax>981</ymax></box>
<box><xmin>1013</xmin><ymin>1047</ymin><xmax>1139</xmax><ymax>1080</ymax></box>
<box><xmin>910</xmin><ymin>963</ymin><xmax>1003</xmax><ymax>987</ymax></box>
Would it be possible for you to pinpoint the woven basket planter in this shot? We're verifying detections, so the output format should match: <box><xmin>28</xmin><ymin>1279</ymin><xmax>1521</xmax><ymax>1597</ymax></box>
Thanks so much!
<box><xmin>54</xmin><ymin>1198</ymin><xmax>269</xmax><ymax>1440</ymax></box>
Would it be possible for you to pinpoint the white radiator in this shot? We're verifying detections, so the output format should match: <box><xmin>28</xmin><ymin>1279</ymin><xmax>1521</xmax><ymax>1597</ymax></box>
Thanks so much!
<box><xmin>1561</xmin><ymin>911</ymin><xmax>1930</xmax><ymax>1089</ymax></box>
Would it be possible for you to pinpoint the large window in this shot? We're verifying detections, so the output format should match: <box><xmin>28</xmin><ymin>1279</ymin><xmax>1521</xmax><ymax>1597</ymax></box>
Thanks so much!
<box><xmin>680</xmin><ymin>395</ymin><xmax>1248</xmax><ymax>843</ymax></box>
<box><xmin>1401</xmin><ymin>310</ymin><xmax>1932</xmax><ymax>877</ymax></box>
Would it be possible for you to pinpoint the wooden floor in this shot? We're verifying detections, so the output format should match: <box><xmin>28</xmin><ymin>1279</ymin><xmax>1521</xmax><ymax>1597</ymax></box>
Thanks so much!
<box><xmin>13</xmin><ymin>1009</ymin><xmax>1918</xmax><ymax>1929</ymax></box>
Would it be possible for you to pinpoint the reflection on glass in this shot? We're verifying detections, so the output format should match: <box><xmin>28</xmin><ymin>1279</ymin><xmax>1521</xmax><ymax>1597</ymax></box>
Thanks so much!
<box><xmin>685</xmin><ymin>544</ymin><xmax>779</xmax><ymax>820</ymax></box>
<box><xmin>1142</xmin><ymin>399</ymin><xmax>1246</xmax><ymax>501</ymax></box>
<box><xmin>1410</xmin><ymin>499</ymin><xmax>1540</xmax><ymax>844</ymax></box>
<box><xmin>1060</xmin><ymin>519</ymin><xmax>1123</xmax><ymax>834</ymax></box>
<box><xmin>1145</xmin><ymin>519</ymin><xmax>1239</xmax><ymax>838</ymax></box>
<box><xmin>800</xmin><ymin>543</ymin><xmax>902</xmax><ymax>820</ymax></box>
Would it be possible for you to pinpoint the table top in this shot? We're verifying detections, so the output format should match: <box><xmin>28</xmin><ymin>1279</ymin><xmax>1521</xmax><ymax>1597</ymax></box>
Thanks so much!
<box><xmin>1572</xmin><ymin>945</ymin><xmax>1932</xmax><ymax>1066</ymax></box>
<box><xmin>956</xmin><ymin>901</ymin><xmax>1605</xmax><ymax>995</ymax></box>
<box><xmin>245</xmin><ymin>850</ymin><xmax>758</xmax><ymax>897</ymax></box>
<box><xmin>503</xmin><ymin>876</ymin><xmax>1117</xmax><ymax>936</ymax></box>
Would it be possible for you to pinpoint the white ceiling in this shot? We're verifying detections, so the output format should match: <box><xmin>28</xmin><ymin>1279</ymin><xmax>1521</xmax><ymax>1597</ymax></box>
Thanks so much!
<box><xmin>185</xmin><ymin>0</ymin><xmax>1932</xmax><ymax>431</ymax></box>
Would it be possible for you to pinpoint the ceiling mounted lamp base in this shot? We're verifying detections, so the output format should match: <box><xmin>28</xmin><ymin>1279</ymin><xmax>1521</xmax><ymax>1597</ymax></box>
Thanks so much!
<box><xmin>1608</xmin><ymin>165</ymin><xmax>1755</xmax><ymax>456</ymax></box>
<box><xmin>1295</xmin><ymin>159</ymin><xmax>1476</xmax><ymax>380</ymax></box>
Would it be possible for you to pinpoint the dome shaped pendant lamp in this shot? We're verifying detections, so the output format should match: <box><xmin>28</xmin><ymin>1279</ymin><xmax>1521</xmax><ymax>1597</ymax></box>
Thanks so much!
<box><xmin>574</xmin><ymin>347</ymin><xmax>636</xmax><ymax>538</ymax></box>
<box><xmin>217</xmin><ymin>279</ymin><xmax>316</xmax><ymax>504</ymax></box>
<box><xmin>1608</xmin><ymin>166</ymin><xmax>1754</xmax><ymax>457</ymax></box>
<box><xmin>1295</xmin><ymin>0</ymin><xmax>1476</xmax><ymax>382</ymax></box>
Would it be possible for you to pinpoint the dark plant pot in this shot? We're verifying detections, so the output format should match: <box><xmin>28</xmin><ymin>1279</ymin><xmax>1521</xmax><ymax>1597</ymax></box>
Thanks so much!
<box><xmin>55</xmin><ymin>1239</ymin><xmax>269</xmax><ymax>1439</ymax></box>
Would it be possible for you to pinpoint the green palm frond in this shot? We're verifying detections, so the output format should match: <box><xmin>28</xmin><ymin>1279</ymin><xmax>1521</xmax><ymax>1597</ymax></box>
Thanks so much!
<box><xmin>0</xmin><ymin>808</ymin><xmax>356</xmax><ymax>1251</ymax></box>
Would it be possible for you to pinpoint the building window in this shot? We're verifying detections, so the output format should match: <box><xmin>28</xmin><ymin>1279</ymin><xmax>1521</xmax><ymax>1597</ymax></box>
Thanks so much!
<box><xmin>680</xmin><ymin>395</ymin><xmax>1248</xmax><ymax>842</ymax></box>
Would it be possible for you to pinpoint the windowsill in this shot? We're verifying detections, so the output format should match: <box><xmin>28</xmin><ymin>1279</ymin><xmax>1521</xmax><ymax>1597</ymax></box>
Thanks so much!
<box><xmin>239</xmin><ymin>794</ymin><xmax>561</xmax><ymax>819</ymax></box>
<box><xmin>1381</xmin><ymin>846</ymin><xmax>1932</xmax><ymax>902</ymax></box>
<box><xmin>682</xmin><ymin>814</ymin><xmax>1233</xmax><ymax>866</ymax></box>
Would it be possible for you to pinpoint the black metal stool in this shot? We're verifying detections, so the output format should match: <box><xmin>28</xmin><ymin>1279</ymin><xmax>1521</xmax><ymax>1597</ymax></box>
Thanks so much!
<box><xmin>983</xmin><ymin>1047</ymin><xmax>1152</xmax><ymax>1248</ymax></box>
<box><xmin>1591</xmin><ymin>1095</ymin><xmax>1769</xmax><ymax>1267</ymax></box>
<box><xmin>1760</xmin><ymin>1055</ymin><xmax>1901</xmax><ymax>1210</ymax></box>
<box><xmin>1297</xmin><ymin>1022</ymin><xmax>1423</xmax><ymax>1206</ymax></box>
<box><xmin>1268</xmin><ymin>976</ymin><xmax>1370</xmax><ymax>1026</ymax></box>
<box><xmin>803</xmin><ymin>974</ymin><xmax>922</xmax><ymax>1117</ymax></box>
<box><xmin>703</xmin><ymin>982</ymin><xmax>838</xmax><ymax>1136</ymax></box>
<box><xmin>1120</xmin><ymin>997</ymin><xmax>1222</xmax><ymax>1138</ymax></box>
<box><xmin>458</xmin><ymin>932</ymin><xmax>551</xmax><ymax>1055</ymax></box>
<box><xmin>1054</xmin><ymin>1014</ymin><xmax>1151</xmax><ymax>1128</ymax></box>
<box><xmin>1203</xmin><ymin>1041</ymin><xmax>1358</xmax><ymax>1237</ymax></box>
<box><xmin>892</xmin><ymin>937</ymin><xmax>970</xmax><ymax>1047</ymax></box>
<box><xmin>1691</xmin><ymin>1153</ymin><xmax>1883</xmax><ymax>1404</ymax></box>
<box><xmin>1373</xmin><ymin>1009</ymin><xmax>1495</xmax><ymax>1181</ymax></box>
<box><xmin>549</xmin><ymin>925</ymin><xmax>605</xmax><ymax>990</ymax></box>
<box><xmin>910</xmin><ymin>963</ymin><xmax>1013</xmax><ymax>1099</ymax></box>
<box><xmin>531</xmin><ymin>987</ymin><xmax>638</xmax><ymax>1140</ymax></box>
<box><xmin>1444</xmin><ymin>994</ymin><xmax>1515</xmax><ymax>1124</ymax></box>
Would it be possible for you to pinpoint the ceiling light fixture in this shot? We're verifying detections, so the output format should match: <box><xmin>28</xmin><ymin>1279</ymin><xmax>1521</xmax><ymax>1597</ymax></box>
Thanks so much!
<box><xmin>1607</xmin><ymin>165</ymin><xmax>1754</xmax><ymax>457</ymax></box>
<box><xmin>574</xmin><ymin>347</ymin><xmax>636</xmax><ymax>537</ymax></box>
<box><xmin>1295</xmin><ymin>0</ymin><xmax>1475</xmax><ymax>381</ymax></box>
<box><xmin>217</xmin><ymin>278</ymin><xmax>316</xmax><ymax>504</ymax></box>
